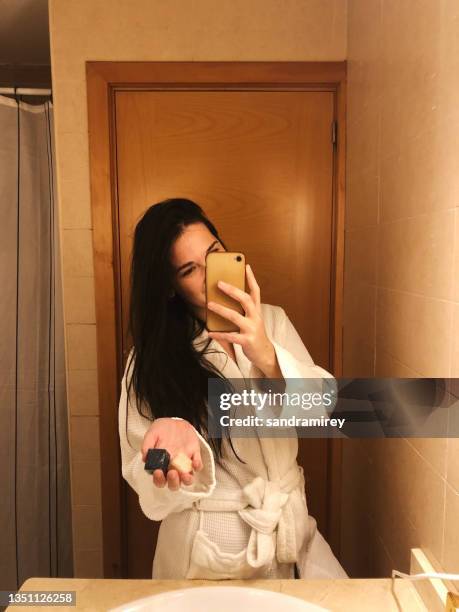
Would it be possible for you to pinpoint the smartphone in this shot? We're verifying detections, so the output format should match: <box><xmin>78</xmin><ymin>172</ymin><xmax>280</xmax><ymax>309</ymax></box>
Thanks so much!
<box><xmin>205</xmin><ymin>251</ymin><xmax>246</xmax><ymax>332</ymax></box>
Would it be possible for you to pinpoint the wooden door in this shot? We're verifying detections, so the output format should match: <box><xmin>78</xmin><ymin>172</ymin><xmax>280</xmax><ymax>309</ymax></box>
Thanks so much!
<box><xmin>115</xmin><ymin>90</ymin><xmax>335</xmax><ymax>577</ymax></box>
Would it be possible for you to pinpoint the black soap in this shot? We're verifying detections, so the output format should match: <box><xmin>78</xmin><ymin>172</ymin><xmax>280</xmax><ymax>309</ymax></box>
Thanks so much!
<box><xmin>144</xmin><ymin>448</ymin><xmax>170</xmax><ymax>476</ymax></box>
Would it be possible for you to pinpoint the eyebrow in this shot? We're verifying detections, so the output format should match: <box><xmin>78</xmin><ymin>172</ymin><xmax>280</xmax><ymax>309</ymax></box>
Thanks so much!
<box><xmin>175</xmin><ymin>240</ymin><xmax>220</xmax><ymax>273</ymax></box>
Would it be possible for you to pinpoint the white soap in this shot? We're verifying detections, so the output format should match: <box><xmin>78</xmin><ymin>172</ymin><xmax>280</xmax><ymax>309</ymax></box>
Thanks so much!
<box><xmin>170</xmin><ymin>452</ymin><xmax>193</xmax><ymax>473</ymax></box>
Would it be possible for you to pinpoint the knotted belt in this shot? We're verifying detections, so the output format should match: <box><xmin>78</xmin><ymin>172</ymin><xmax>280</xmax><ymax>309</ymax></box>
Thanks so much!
<box><xmin>195</xmin><ymin>463</ymin><xmax>303</xmax><ymax>568</ymax></box>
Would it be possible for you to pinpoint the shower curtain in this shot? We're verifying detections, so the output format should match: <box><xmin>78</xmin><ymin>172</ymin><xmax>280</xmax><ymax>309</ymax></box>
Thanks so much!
<box><xmin>0</xmin><ymin>95</ymin><xmax>73</xmax><ymax>590</ymax></box>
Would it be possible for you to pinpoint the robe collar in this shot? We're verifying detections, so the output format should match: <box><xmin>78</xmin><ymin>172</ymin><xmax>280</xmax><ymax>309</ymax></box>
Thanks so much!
<box><xmin>192</xmin><ymin>322</ymin><xmax>252</xmax><ymax>380</ymax></box>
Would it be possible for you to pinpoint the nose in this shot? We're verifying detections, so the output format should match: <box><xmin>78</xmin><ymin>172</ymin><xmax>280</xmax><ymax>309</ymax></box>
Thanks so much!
<box><xmin>198</xmin><ymin>260</ymin><xmax>206</xmax><ymax>290</ymax></box>
<box><xmin>197</xmin><ymin>259</ymin><xmax>206</xmax><ymax>272</ymax></box>
<box><xmin>197</xmin><ymin>255</ymin><xmax>208</xmax><ymax>272</ymax></box>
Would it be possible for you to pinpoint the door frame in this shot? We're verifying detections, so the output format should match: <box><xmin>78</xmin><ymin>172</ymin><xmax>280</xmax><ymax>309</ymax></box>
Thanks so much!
<box><xmin>86</xmin><ymin>61</ymin><xmax>347</xmax><ymax>577</ymax></box>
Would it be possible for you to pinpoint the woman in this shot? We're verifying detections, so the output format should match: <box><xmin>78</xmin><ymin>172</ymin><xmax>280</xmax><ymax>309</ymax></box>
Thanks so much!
<box><xmin>118</xmin><ymin>198</ymin><xmax>347</xmax><ymax>580</ymax></box>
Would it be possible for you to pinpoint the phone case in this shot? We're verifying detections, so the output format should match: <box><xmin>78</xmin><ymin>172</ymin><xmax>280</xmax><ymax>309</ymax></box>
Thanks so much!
<box><xmin>205</xmin><ymin>251</ymin><xmax>246</xmax><ymax>332</ymax></box>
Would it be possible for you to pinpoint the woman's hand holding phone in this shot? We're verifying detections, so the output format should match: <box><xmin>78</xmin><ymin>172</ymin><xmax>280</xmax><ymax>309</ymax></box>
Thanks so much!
<box><xmin>141</xmin><ymin>418</ymin><xmax>203</xmax><ymax>491</ymax></box>
<box><xmin>207</xmin><ymin>264</ymin><xmax>281</xmax><ymax>378</ymax></box>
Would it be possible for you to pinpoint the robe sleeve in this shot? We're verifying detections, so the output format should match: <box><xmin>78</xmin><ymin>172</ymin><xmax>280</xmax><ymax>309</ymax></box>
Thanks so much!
<box><xmin>118</xmin><ymin>353</ymin><xmax>217</xmax><ymax>521</ymax></box>
<box><xmin>248</xmin><ymin>306</ymin><xmax>338</xmax><ymax>419</ymax></box>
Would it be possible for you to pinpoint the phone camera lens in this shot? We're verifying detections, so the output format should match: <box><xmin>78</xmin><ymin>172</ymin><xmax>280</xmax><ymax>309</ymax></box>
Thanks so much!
<box><xmin>236</xmin><ymin>255</ymin><xmax>242</xmax><ymax>261</ymax></box>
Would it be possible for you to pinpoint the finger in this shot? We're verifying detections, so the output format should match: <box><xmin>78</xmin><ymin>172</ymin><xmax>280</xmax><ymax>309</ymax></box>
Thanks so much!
<box><xmin>245</xmin><ymin>264</ymin><xmax>261</xmax><ymax>310</ymax></box>
<box><xmin>153</xmin><ymin>469</ymin><xmax>166</xmax><ymax>488</ymax></box>
<box><xmin>180</xmin><ymin>472</ymin><xmax>194</xmax><ymax>486</ymax></box>
<box><xmin>167</xmin><ymin>469</ymin><xmax>180</xmax><ymax>491</ymax></box>
<box><xmin>207</xmin><ymin>301</ymin><xmax>247</xmax><ymax>328</ymax></box>
<box><xmin>215</xmin><ymin>280</ymin><xmax>256</xmax><ymax>317</ymax></box>
<box><xmin>207</xmin><ymin>331</ymin><xmax>244</xmax><ymax>345</ymax></box>
<box><xmin>191</xmin><ymin>449</ymin><xmax>203</xmax><ymax>471</ymax></box>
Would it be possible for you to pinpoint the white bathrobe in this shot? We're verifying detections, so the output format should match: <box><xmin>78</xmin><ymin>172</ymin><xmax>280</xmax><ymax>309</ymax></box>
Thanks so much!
<box><xmin>118</xmin><ymin>303</ymin><xmax>348</xmax><ymax>580</ymax></box>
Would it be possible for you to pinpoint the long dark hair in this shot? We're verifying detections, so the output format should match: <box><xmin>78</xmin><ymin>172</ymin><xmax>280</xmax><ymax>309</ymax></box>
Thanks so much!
<box><xmin>124</xmin><ymin>198</ymin><xmax>245</xmax><ymax>465</ymax></box>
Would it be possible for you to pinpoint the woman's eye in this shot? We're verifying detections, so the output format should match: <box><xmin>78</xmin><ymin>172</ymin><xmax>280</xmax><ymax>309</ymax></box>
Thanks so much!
<box><xmin>181</xmin><ymin>268</ymin><xmax>193</xmax><ymax>277</ymax></box>
<box><xmin>180</xmin><ymin>247</ymin><xmax>222</xmax><ymax>278</ymax></box>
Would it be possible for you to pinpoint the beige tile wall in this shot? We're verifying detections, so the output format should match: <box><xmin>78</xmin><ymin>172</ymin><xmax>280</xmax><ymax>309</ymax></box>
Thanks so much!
<box><xmin>48</xmin><ymin>0</ymin><xmax>347</xmax><ymax>577</ymax></box>
<box><xmin>343</xmin><ymin>0</ymin><xmax>459</xmax><ymax>579</ymax></box>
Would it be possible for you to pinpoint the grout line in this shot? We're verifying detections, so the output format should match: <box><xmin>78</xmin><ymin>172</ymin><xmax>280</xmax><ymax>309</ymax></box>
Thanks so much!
<box><xmin>445</xmin><ymin>478</ymin><xmax>459</xmax><ymax>498</ymax></box>
<box><xmin>376</xmin><ymin>346</ymin><xmax>427</xmax><ymax>377</ymax></box>
<box><xmin>441</xmin><ymin>480</ymin><xmax>448</xmax><ymax>567</ymax></box>
<box><xmin>404</xmin><ymin>438</ymin><xmax>447</xmax><ymax>482</ymax></box>
<box><xmin>378</xmin><ymin>285</ymin><xmax>458</xmax><ymax>306</ymax></box>
<box><xmin>377</xmin><ymin>205</ymin><xmax>458</xmax><ymax>226</ymax></box>
<box><xmin>373</xmin><ymin>80</ymin><xmax>382</xmax><ymax>378</ymax></box>
<box><xmin>376</xmin><ymin>534</ymin><xmax>397</xmax><ymax>576</ymax></box>
<box><xmin>449</xmin><ymin>208</ymin><xmax>457</xmax><ymax>379</ymax></box>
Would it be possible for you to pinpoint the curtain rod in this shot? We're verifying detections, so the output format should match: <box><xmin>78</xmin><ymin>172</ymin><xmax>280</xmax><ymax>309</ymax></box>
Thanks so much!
<box><xmin>0</xmin><ymin>87</ymin><xmax>52</xmax><ymax>96</ymax></box>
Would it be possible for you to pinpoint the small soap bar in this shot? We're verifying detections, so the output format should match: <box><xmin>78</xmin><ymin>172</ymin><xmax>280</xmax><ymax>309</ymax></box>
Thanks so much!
<box><xmin>144</xmin><ymin>448</ymin><xmax>170</xmax><ymax>476</ymax></box>
<box><xmin>170</xmin><ymin>452</ymin><xmax>193</xmax><ymax>473</ymax></box>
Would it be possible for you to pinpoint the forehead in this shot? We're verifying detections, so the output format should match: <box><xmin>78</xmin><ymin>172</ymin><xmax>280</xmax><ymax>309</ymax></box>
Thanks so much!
<box><xmin>170</xmin><ymin>223</ymin><xmax>215</xmax><ymax>263</ymax></box>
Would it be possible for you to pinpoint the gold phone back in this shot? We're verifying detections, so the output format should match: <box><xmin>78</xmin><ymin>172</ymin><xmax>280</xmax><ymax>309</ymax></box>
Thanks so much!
<box><xmin>206</xmin><ymin>252</ymin><xmax>246</xmax><ymax>332</ymax></box>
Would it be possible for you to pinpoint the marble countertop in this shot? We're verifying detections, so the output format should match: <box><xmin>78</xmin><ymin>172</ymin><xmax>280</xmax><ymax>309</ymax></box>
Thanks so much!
<box><xmin>11</xmin><ymin>576</ymin><xmax>427</xmax><ymax>611</ymax></box>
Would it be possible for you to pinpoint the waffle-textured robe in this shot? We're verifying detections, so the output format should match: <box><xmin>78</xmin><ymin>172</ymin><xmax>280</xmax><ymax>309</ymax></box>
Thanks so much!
<box><xmin>119</xmin><ymin>303</ymin><xmax>348</xmax><ymax>580</ymax></box>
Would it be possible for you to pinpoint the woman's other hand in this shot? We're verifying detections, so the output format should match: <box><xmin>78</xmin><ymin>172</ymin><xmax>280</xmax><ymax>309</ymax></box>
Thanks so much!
<box><xmin>141</xmin><ymin>417</ymin><xmax>203</xmax><ymax>491</ymax></box>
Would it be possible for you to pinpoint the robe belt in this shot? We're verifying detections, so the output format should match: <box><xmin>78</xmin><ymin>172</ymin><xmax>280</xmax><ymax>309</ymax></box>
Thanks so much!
<box><xmin>195</xmin><ymin>464</ymin><xmax>303</xmax><ymax>568</ymax></box>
